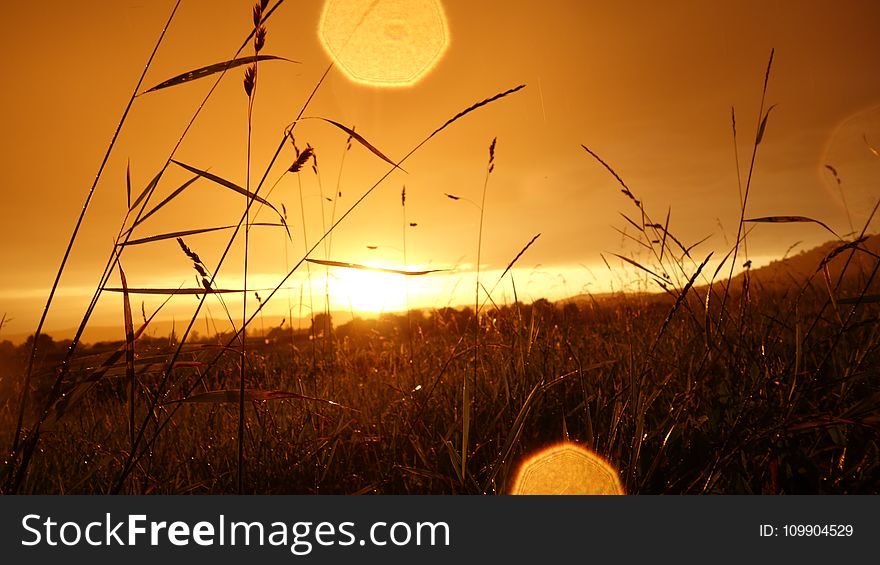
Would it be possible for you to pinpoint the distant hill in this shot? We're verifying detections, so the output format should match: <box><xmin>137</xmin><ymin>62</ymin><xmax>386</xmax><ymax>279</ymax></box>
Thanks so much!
<box><xmin>561</xmin><ymin>234</ymin><xmax>880</xmax><ymax>306</ymax></box>
<box><xmin>734</xmin><ymin>233</ymin><xmax>880</xmax><ymax>293</ymax></box>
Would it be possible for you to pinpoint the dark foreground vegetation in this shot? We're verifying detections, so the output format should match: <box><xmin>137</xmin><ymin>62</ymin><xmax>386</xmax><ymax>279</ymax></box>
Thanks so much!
<box><xmin>2</xmin><ymin>265</ymin><xmax>879</xmax><ymax>494</ymax></box>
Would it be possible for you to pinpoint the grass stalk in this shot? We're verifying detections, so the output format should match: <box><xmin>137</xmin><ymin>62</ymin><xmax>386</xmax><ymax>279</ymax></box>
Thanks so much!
<box><xmin>721</xmin><ymin>49</ymin><xmax>775</xmax><ymax>321</ymax></box>
<box><xmin>463</xmin><ymin>137</ymin><xmax>496</xmax><ymax>482</ymax></box>
<box><xmin>5</xmin><ymin>0</ymin><xmax>182</xmax><ymax>493</ymax></box>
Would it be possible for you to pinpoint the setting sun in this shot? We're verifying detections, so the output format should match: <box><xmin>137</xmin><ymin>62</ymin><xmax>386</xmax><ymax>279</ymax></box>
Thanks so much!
<box><xmin>327</xmin><ymin>266</ymin><xmax>411</xmax><ymax>313</ymax></box>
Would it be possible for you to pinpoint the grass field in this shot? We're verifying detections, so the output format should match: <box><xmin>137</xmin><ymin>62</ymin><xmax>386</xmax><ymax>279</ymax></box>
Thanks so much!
<box><xmin>1</xmin><ymin>1</ymin><xmax>878</xmax><ymax>494</ymax></box>
<box><xmin>2</xmin><ymin>252</ymin><xmax>879</xmax><ymax>494</ymax></box>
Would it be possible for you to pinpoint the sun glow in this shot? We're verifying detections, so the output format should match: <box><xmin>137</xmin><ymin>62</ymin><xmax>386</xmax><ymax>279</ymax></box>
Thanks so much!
<box><xmin>328</xmin><ymin>267</ymin><xmax>411</xmax><ymax>313</ymax></box>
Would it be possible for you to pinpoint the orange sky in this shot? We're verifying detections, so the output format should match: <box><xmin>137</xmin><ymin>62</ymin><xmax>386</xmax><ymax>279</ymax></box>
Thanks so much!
<box><xmin>1</xmin><ymin>0</ymin><xmax>879</xmax><ymax>341</ymax></box>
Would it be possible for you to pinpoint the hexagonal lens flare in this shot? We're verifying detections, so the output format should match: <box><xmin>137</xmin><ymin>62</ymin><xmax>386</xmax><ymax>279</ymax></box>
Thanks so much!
<box><xmin>319</xmin><ymin>0</ymin><xmax>449</xmax><ymax>87</ymax></box>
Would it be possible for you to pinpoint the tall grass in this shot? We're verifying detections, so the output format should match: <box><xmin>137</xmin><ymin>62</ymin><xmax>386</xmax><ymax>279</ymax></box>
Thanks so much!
<box><xmin>6</xmin><ymin>0</ymin><xmax>182</xmax><ymax>492</ymax></box>
<box><xmin>3</xmin><ymin>8</ymin><xmax>878</xmax><ymax>496</ymax></box>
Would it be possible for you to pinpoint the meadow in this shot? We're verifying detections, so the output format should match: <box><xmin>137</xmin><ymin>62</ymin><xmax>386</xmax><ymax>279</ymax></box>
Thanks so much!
<box><xmin>1</xmin><ymin>1</ymin><xmax>878</xmax><ymax>494</ymax></box>
<box><xmin>2</xmin><ymin>262</ymin><xmax>879</xmax><ymax>494</ymax></box>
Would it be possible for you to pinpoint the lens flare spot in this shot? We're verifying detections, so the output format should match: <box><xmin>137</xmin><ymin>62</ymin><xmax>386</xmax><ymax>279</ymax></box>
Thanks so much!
<box><xmin>319</xmin><ymin>0</ymin><xmax>449</xmax><ymax>87</ymax></box>
<box><xmin>511</xmin><ymin>443</ymin><xmax>624</xmax><ymax>495</ymax></box>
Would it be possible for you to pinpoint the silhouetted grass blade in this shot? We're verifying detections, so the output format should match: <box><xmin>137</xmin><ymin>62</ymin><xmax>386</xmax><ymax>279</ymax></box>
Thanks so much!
<box><xmin>124</xmin><ymin>223</ymin><xmax>284</xmax><ymax>246</ymax></box>
<box><xmin>656</xmin><ymin>252</ymin><xmax>712</xmax><ymax>345</ymax></box>
<box><xmin>170</xmin><ymin>160</ymin><xmax>281</xmax><ymax>216</ymax></box>
<box><xmin>126</xmin><ymin>161</ymin><xmax>132</xmax><ymax>210</ymax></box>
<box><xmin>118</xmin><ymin>265</ymin><xmax>137</xmax><ymax>447</ymax></box>
<box><xmin>300</xmin><ymin>117</ymin><xmax>405</xmax><ymax>172</ymax></box>
<box><xmin>104</xmin><ymin>287</ymin><xmax>245</xmax><ymax>295</ymax></box>
<box><xmin>619</xmin><ymin>212</ymin><xmax>644</xmax><ymax>232</ymax></box>
<box><xmin>130</xmin><ymin>167</ymin><xmax>164</xmax><ymax>212</ymax></box>
<box><xmin>755</xmin><ymin>104</ymin><xmax>777</xmax><ymax>145</ymax></box>
<box><xmin>581</xmin><ymin>145</ymin><xmax>640</xmax><ymax>205</ymax></box>
<box><xmin>839</xmin><ymin>295</ymin><xmax>880</xmax><ymax>305</ymax></box>
<box><xmin>659</xmin><ymin>207</ymin><xmax>671</xmax><ymax>262</ymax></box>
<box><xmin>305</xmin><ymin>258</ymin><xmax>447</xmax><ymax>276</ymax></box>
<box><xmin>745</xmin><ymin>215</ymin><xmax>839</xmax><ymax>238</ymax></box>
<box><xmin>131</xmin><ymin>174</ymin><xmax>200</xmax><ymax>229</ymax></box>
<box><xmin>142</xmin><ymin>55</ymin><xmax>296</xmax><ymax>94</ymax></box>
<box><xmin>430</xmin><ymin>84</ymin><xmax>526</xmax><ymax>139</ymax></box>
<box><xmin>44</xmin><ymin>295</ymin><xmax>172</xmax><ymax>428</ymax></box>
<box><xmin>497</xmin><ymin>233</ymin><xmax>541</xmax><ymax>282</ymax></box>
<box><xmin>816</xmin><ymin>236</ymin><xmax>871</xmax><ymax>272</ymax></box>
<box><xmin>609</xmin><ymin>252</ymin><xmax>664</xmax><ymax>281</ymax></box>
<box><xmin>164</xmin><ymin>389</ymin><xmax>349</xmax><ymax>408</ymax></box>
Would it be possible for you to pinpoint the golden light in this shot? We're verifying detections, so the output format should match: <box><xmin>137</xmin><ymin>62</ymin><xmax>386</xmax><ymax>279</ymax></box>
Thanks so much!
<box><xmin>329</xmin><ymin>267</ymin><xmax>410</xmax><ymax>313</ymax></box>
<box><xmin>319</xmin><ymin>0</ymin><xmax>449</xmax><ymax>87</ymax></box>
<box><xmin>510</xmin><ymin>443</ymin><xmax>625</xmax><ymax>495</ymax></box>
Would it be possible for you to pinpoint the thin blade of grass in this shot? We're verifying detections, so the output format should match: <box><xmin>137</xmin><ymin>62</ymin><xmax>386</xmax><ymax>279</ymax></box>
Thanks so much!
<box><xmin>44</xmin><ymin>294</ymin><xmax>173</xmax><ymax>428</ymax></box>
<box><xmin>684</xmin><ymin>233</ymin><xmax>713</xmax><ymax>256</ymax></box>
<box><xmin>755</xmin><ymin>104</ymin><xmax>777</xmax><ymax>145</ymax></box>
<box><xmin>170</xmin><ymin>160</ymin><xmax>281</xmax><ymax>216</ymax></box>
<box><xmin>838</xmin><ymin>294</ymin><xmax>880</xmax><ymax>305</ymax></box>
<box><xmin>821</xmin><ymin>264</ymin><xmax>843</xmax><ymax>324</ymax></box>
<box><xmin>130</xmin><ymin>175</ymin><xmax>200</xmax><ymax>229</ymax></box>
<box><xmin>124</xmin><ymin>223</ymin><xmax>284</xmax><ymax>246</ymax></box>
<box><xmin>745</xmin><ymin>215</ymin><xmax>839</xmax><ymax>238</ymax></box>
<box><xmin>581</xmin><ymin>144</ymin><xmax>640</xmax><ymax>205</ymax></box>
<box><xmin>299</xmin><ymin>117</ymin><xmax>405</xmax><ymax>172</ymax></box>
<box><xmin>141</xmin><ymin>55</ymin><xmax>295</xmax><ymax>94</ymax></box>
<box><xmin>164</xmin><ymin>389</ymin><xmax>349</xmax><ymax>408</ymax></box>
<box><xmin>816</xmin><ymin>236</ymin><xmax>870</xmax><ymax>272</ymax></box>
<box><xmin>429</xmin><ymin>85</ymin><xmax>526</xmax><ymax>140</ymax></box>
<box><xmin>612</xmin><ymin>226</ymin><xmax>652</xmax><ymax>250</ymax></box>
<box><xmin>79</xmin><ymin>361</ymin><xmax>205</xmax><ymax>381</ymax></box>
<box><xmin>129</xmin><ymin>167</ymin><xmax>164</xmax><ymax>212</ymax></box>
<box><xmin>497</xmin><ymin>233</ymin><xmax>541</xmax><ymax>283</ymax></box>
<box><xmin>712</xmin><ymin>228</ymin><xmax>755</xmax><ymax>282</ymax></box>
<box><xmin>444</xmin><ymin>440</ymin><xmax>465</xmax><ymax>484</ymax></box>
<box><xmin>655</xmin><ymin>253</ymin><xmax>713</xmax><ymax>347</ymax></box>
<box><xmin>648</xmin><ymin>222</ymin><xmax>693</xmax><ymax>259</ymax></box>
<box><xmin>619</xmin><ymin>212</ymin><xmax>645</xmax><ymax>232</ymax></box>
<box><xmin>126</xmin><ymin>161</ymin><xmax>132</xmax><ymax>210</ymax></box>
<box><xmin>118</xmin><ymin>265</ymin><xmax>136</xmax><ymax>448</ymax></box>
<box><xmin>609</xmin><ymin>252</ymin><xmax>665</xmax><ymax>281</ymax></box>
<box><xmin>483</xmin><ymin>380</ymin><xmax>542</xmax><ymax>491</ymax></box>
<box><xmin>305</xmin><ymin>257</ymin><xmax>446</xmax><ymax>276</ymax></box>
<box><xmin>659</xmin><ymin>207</ymin><xmax>671</xmax><ymax>262</ymax></box>
<box><xmin>103</xmin><ymin>287</ymin><xmax>245</xmax><ymax>295</ymax></box>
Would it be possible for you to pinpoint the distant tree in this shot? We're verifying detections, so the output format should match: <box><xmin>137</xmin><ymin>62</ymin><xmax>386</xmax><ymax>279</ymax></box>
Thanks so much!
<box><xmin>562</xmin><ymin>302</ymin><xmax>581</xmax><ymax>324</ymax></box>
<box><xmin>311</xmin><ymin>312</ymin><xmax>333</xmax><ymax>337</ymax></box>
<box><xmin>20</xmin><ymin>333</ymin><xmax>56</xmax><ymax>357</ymax></box>
<box><xmin>532</xmin><ymin>298</ymin><xmax>556</xmax><ymax>321</ymax></box>
<box><xmin>0</xmin><ymin>339</ymin><xmax>15</xmax><ymax>360</ymax></box>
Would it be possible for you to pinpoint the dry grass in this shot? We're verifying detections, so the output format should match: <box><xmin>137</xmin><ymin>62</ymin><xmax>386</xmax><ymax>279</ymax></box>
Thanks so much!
<box><xmin>2</xmin><ymin>9</ymin><xmax>878</xmax><ymax>496</ymax></box>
